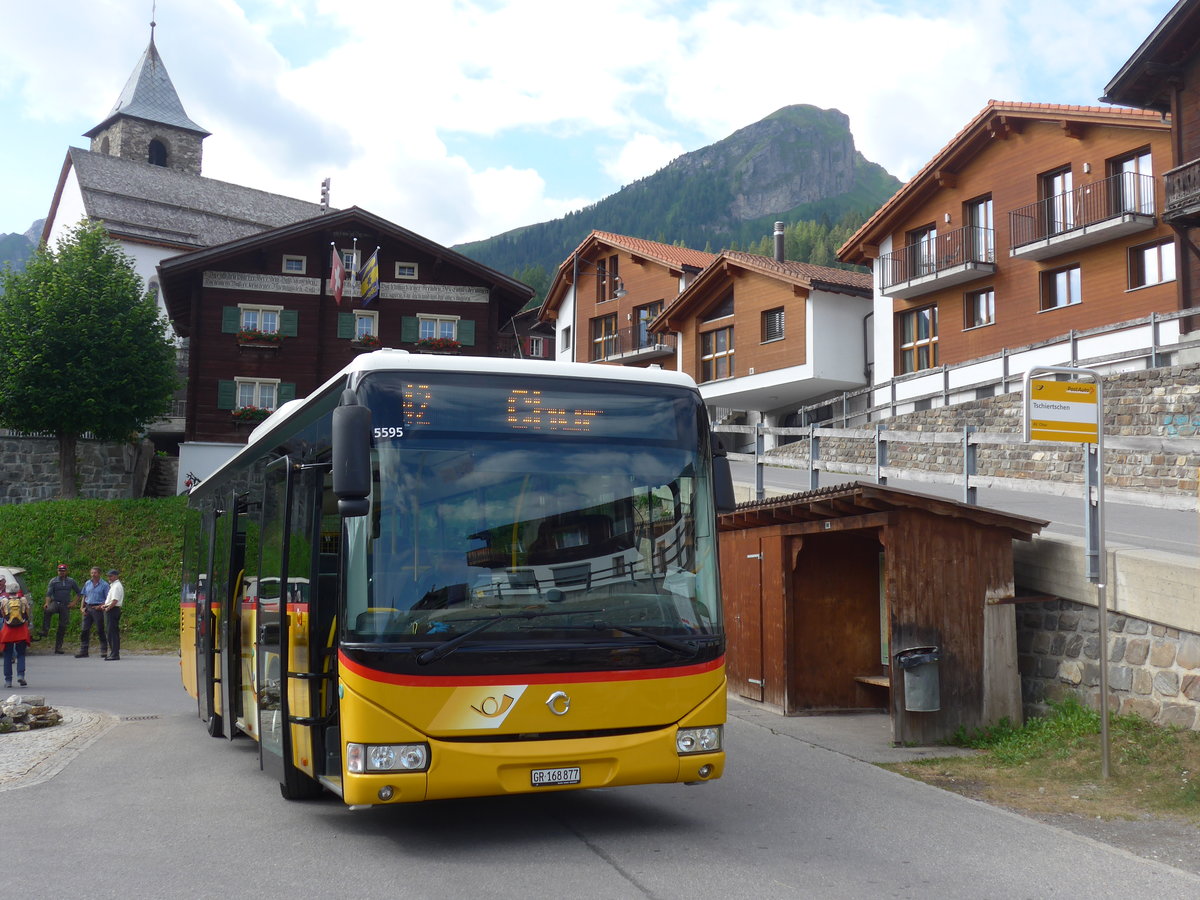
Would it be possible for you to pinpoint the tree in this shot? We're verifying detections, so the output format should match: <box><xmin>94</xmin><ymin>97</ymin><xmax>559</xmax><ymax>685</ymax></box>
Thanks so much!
<box><xmin>0</xmin><ymin>220</ymin><xmax>178</xmax><ymax>498</ymax></box>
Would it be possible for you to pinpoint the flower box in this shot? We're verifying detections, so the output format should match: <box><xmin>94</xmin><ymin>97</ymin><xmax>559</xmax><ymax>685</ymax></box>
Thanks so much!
<box><xmin>352</xmin><ymin>334</ymin><xmax>381</xmax><ymax>350</ymax></box>
<box><xmin>231</xmin><ymin>405</ymin><xmax>271</xmax><ymax>424</ymax></box>
<box><xmin>237</xmin><ymin>329</ymin><xmax>282</xmax><ymax>346</ymax></box>
<box><xmin>415</xmin><ymin>337</ymin><xmax>461</xmax><ymax>353</ymax></box>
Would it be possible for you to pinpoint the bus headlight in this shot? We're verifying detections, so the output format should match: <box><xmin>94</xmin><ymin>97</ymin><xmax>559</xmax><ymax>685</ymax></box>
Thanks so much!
<box><xmin>676</xmin><ymin>726</ymin><xmax>722</xmax><ymax>755</ymax></box>
<box><xmin>346</xmin><ymin>742</ymin><xmax>430</xmax><ymax>773</ymax></box>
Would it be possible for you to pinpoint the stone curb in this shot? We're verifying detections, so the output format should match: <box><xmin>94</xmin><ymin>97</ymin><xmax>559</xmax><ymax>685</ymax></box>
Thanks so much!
<box><xmin>0</xmin><ymin>706</ymin><xmax>118</xmax><ymax>791</ymax></box>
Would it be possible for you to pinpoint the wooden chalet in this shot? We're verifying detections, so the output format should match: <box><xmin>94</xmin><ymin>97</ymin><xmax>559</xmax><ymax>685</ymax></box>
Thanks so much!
<box><xmin>719</xmin><ymin>482</ymin><xmax>1045</xmax><ymax>746</ymax></box>
<box><xmin>157</xmin><ymin>206</ymin><xmax>534</xmax><ymax>450</ymax></box>
<box><xmin>837</xmin><ymin>102</ymin><xmax>1177</xmax><ymax>387</ymax></box>
<box><xmin>538</xmin><ymin>230</ymin><xmax>715</xmax><ymax>368</ymax></box>
<box><xmin>652</xmin><ymin>247</ymin><xmax>872</xmax><ymax>425</ymax></box>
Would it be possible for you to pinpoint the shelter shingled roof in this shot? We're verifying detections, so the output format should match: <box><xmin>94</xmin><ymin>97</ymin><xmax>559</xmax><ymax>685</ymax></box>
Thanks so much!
<box><xmin>719</xmin><ymin>481</ymin><xmax>1046</xmax><ymax>539</ymax></box>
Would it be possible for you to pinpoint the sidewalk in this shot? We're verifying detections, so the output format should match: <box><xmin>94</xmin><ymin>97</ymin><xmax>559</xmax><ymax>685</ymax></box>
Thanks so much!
<box><xmin>728</xmin><ymin>694</ymin><xmax>976</xmax><ymax>764</ymax></box>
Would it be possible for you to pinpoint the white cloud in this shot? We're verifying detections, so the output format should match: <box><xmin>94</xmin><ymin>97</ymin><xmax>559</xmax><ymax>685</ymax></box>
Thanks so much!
<box><xmin>0</xmin><ymin>0</ymin><xmax>1180</xmax><ymax>242</ymax></box>
<box><xmin>603</xmin><ymin>134</ymin><xmax>687</xmax><ymax>186</ymax></box>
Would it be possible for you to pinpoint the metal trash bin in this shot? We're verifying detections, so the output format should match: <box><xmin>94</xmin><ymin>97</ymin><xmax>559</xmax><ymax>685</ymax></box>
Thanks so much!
<box><xmin>895</xmin><ymin>646</ymin><xmax>940</xmax><ymax>712</ymax></box>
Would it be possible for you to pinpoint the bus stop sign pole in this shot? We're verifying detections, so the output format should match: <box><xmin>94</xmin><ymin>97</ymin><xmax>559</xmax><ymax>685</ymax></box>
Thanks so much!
<box><xmin>1023</xmin><ymin>366</ymin><xmax>1109</xmax><ymax>780</ymax></box>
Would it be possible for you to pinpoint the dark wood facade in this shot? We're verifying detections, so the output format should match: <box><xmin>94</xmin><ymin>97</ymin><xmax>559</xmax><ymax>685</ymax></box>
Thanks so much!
<box><xmin>719</xmin><ymin>483</ymin><xmax>1045</xmax><ymax>746</ymax></box>
<box><xmin>1102</xmin><ymin>0</ymin><xmax>1200</xmax><ymax>332</ymax></box>
<box><xmin>158</xmin><ymin>207</ymin><xmax>533</xmax><ymax>444</ymax></box>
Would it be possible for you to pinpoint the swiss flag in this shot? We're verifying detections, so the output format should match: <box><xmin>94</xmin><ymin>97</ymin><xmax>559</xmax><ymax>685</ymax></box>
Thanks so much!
<box><xmin>330</xmin><ymin>245</ymin><xmax>345</xmax><ymax>305</ymax></box>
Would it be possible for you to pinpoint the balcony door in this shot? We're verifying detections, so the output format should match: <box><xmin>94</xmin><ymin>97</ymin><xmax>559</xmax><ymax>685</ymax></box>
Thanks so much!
<box><xmin>1042</xmin><ymin>166</ymin><xmax>1074</xmax><ymax>234</ymax></box>
<box><xmin>967</xmin><ymin>196</ymin><xmax>994</xmax><ymax>262</ymax></box>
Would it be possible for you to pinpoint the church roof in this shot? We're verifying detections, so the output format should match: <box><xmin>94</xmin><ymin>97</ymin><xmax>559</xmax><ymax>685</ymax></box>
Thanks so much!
<box><xmin>49</xmin><ymin>147</ymin><xmax>323</xmax><ymax>250</ymax></box>
<box><xmin>84</xmin><ymin>37</ymin><xmax>209</xmax><ymax>138</ymax></box>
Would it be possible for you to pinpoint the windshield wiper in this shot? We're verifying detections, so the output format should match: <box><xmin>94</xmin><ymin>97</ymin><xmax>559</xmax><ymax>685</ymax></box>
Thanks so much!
<box><xmin>415</xmin><ymin>608</ymin><xmax>602</xmax><ymax>665</ymax></box>
<box><xmin>590</xmin><ymin>622</ymin><xmax>698</xmax><ymax>658</ymax></box>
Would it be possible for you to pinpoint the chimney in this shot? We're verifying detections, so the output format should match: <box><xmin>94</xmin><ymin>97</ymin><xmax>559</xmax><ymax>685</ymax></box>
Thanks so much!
<box><xmin>774</xmin><ymin>221</ymin><xmax>785</xmax><ymax>262</ymax></box>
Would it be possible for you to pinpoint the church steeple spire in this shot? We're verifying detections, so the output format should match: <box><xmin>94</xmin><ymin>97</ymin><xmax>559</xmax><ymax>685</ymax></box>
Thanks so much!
<box><xmin>83</xmin><ymin>19</ymin><xmax>210</xmax><ymax>175</ymax></box>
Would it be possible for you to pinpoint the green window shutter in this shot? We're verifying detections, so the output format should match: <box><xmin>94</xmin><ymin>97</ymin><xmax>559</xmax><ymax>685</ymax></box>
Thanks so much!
<box><xmin>279</xmin><ymin>309</ymin><xmax>299</xmax><ymax>337</ymax></box>
<box><xmin>278</xmin><ymin>383</ymin><xmax>297</xmax><ymax>403</ymax></box>
<box><xmin>401</xmin><ymin>316</ymin><xmax>419</xmax><ymax>343</ymax></box>
<box><xmin>337</xmin><ymin>313</ymin><xmax>355</xmax><ymax>340</ymax></box>
<box><xmin>217</xmin><ymin>380</ymin><xmax>236</xmax><ymax>410</ymax></box>
<box><xmin>458</xmin><ymin>320</ymin><xmax>476</xmax><ymax>346</ymax></box>
<box><xmin>221</xmin><ymin>307</ymin><xmax>241</xmax><ymax>333</ymax></box>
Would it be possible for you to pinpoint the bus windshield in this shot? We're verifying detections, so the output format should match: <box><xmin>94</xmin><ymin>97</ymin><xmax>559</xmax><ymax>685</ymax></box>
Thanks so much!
<box><xmin>343</xmin><ymin>371</ymin><xmax>721</xmax><ymax>654</ymax></box>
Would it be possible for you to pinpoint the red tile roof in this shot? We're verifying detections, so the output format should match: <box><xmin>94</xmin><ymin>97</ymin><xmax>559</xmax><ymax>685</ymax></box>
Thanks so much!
<box><xmin>837</xmin><ymin>99</ymin><xmax>1169</xmax><ymax>263</ymax></box>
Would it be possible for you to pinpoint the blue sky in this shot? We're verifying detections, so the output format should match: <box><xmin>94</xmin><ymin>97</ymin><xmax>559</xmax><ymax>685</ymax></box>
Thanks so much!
<box><xmin>0</xmin><ymin>0</ymin><xmax>1178</xmax><ymax>247</ymax></box>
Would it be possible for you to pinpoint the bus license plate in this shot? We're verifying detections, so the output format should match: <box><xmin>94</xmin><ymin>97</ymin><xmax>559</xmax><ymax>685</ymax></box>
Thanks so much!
<box><xmin>531</xmin><ymin>766</ymin><xmax>581</xmax><ymax>787</ymax></box>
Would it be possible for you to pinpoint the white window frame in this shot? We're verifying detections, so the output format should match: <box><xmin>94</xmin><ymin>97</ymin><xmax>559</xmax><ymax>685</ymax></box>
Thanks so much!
<box><xmin>282</xmin><ymin>254</ymin><xmax>307</xmax><ymax>275</ymax></box>
<box><xmin>418</xmin><ymin>314</ymin><xmax>460</xmax><ymax>341</ymax></box>
<box><xmin>238</xmin><ymin>302</ymin><xmax>284</xmax><ymax>334</ymax></box>
<box><xmin>395</xmin><ymin>262</ymin><xmax>419</xmax><ymax>279</ymax></box>
<box><xmin>528</xmin><ymin>336</ymin><xmax>544</xmax><ymax>357</ymax></box>
<box><xmin>234</xmin><ymin>376</ymin><xmax>281</xmax><ymax>411</ymax></box>
<box><xmin>355</xmin><ymin>310</ymin><xmax>379</xmax><ymax>339</ymax></box>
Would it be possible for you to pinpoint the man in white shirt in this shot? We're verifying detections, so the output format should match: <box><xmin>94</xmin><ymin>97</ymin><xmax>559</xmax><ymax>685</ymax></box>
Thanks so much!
<box><xmin>102</xmin><ymin>569</ymin><xmax>125</xmax><ymax>661</ymax></box>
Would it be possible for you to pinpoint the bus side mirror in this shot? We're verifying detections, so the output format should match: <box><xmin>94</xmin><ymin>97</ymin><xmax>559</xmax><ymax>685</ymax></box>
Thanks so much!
<box><xmin>333</xmin><ymin>389</ymin><xmax>372</xmax><ymax>517</ymax></box>
<box><xmin>711</xmin><ymin>434</ymin><xmax>736</xmax><ymax>515</ymax></box>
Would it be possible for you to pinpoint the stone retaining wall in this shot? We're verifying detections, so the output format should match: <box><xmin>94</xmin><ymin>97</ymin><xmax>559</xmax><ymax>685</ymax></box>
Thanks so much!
<box><xmin>0</xmin><ymin>436</ymin><xmax>154</xmax><ymax>504</ymax></box>
<box><xmin>770</xmin><ymin>363</ymin><xmax>1200</xmax><ymax>499</ymax></box>
<box><xmin>1018</xmin><ymin>598</ymin><xmax>1200</xmax><ymax>730</ymax></box>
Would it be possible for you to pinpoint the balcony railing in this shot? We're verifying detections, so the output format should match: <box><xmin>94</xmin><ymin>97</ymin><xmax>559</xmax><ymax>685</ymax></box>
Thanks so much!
<box><xmin>1009</xmin><ymin>172</ymin><xmax>1156</xmax><ymax>259</ymax></box>
<box><xmin>1164</xmin><ymin>159</ymin><xmax>1200</xmax><ymax>226</ymax></box>
<box><xmin>879</xmin><ymin>225</ymin><xmax>996</xmax><ymax>299</ymax></box>
<box><xmin>592</xmin><ymin>327</ymin><xmax>676</xmax><ymax>363</ymax></box>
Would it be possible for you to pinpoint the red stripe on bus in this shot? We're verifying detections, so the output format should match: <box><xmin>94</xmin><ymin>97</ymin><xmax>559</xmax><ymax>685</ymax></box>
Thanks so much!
<box><xmin>287</xmin><ymin>603</ymin><xmax>309</xmax><ymax>613</ymax></box>
<box><xmin>181</xmin><ymin>602</ymin><xmax>197</xmax><ymax>610</ymax></box>
<box><xmin>338</xmin><ymin>650</ymin><xmax>723</xmax><ymax>686</ymax></box>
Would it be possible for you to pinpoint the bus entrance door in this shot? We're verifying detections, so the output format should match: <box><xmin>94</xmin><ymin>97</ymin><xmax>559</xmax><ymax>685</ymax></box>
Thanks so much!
<box><xmin>256</xmin><ymin>459</ymin><xmax>292</xmax><ymax>783</ymax></box>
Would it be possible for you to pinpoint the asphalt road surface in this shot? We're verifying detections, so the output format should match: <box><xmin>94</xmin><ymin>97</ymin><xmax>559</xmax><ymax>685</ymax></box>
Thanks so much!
<box><xmin>7</xmin><ymin>654</ymin><xmax>1199</xmax><ymax>898</ymax></box>
<box><xmin>732</xmin><ymin>461</ymin><xmax>1199</xmax><ymax>559</ymax></box>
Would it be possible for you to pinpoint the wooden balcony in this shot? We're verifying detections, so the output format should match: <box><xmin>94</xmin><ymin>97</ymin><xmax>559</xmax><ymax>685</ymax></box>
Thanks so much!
<box><xmin>1164</xmin><ymin>158</ymin><xmax>1200</xmax><ymax>227</ymax></box>
<box><xmin>1009</xmin><ymin>172</ymin><xmax>1156</xmax><ymax>261</ymax></box>
<box><xmin>879</xmin><ymin>225</ymin><xmax>997</xmax><ymax>300</ymax></box>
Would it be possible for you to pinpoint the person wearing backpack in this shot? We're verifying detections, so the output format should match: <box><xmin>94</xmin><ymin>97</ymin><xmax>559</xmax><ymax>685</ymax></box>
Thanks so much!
<box><xmin>1</xmin><ymin>583</ymin><xmax>31</xmax><ymax>689</ymax></box>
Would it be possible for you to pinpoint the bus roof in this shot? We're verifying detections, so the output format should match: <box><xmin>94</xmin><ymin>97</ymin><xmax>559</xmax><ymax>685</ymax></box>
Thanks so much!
<box><xmin>192</xmin><ymin>350</ymin><xmax>701</xmax><ymax>498</ymax></box>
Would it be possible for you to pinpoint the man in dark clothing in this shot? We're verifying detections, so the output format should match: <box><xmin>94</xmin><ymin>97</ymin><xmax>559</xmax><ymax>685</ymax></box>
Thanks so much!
<box><xmin>42</xmin><ymin>563</ymin><xmax>81</xmax><ymax>654</ymax></box>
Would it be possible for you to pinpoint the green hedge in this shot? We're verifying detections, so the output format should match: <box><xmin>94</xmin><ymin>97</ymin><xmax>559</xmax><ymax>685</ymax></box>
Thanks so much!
<box><xmin>0</xmin><ymin>495</ymin><xmax>187</xmax><ymax>648</ymax></box>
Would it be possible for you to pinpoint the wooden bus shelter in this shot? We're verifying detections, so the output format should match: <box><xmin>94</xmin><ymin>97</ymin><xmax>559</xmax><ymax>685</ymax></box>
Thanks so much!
<box><xmin>718</xmin><ymin>482</ymin><xmax>1046</xmax><ymax>746</ymax></box>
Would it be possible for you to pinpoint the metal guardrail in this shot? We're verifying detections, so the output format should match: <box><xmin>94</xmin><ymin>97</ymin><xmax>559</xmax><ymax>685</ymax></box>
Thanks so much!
<box><xmin>715</xmin><ymin>421</ymin><xmax>1200</xmax><ymax>511</ymax></box>
<box><xmin>784</xmin><ymin>305</ymin><xmax>1200</xmax><ymax>429</ymax></box>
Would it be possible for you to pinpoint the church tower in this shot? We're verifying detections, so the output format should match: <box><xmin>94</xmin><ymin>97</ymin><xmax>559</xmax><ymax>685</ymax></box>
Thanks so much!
<box><xmin>84</xmin><ymin>22</ymin><xmax>210</xmax><ymax>176</ymax></box>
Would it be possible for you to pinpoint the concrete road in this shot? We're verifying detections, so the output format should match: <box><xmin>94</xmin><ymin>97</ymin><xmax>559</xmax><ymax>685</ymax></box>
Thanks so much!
<box><xmin>6</xmin><ymin>654</ymin><xmax>1199</xmax><ymax>898</ymax></box>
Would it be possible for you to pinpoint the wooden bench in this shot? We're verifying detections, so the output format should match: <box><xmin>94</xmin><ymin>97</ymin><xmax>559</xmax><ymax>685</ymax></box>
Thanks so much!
<box><xmin>854</xmin><ymin>674</ymin><xmax>890</xmax><ymax>689</ymax></box>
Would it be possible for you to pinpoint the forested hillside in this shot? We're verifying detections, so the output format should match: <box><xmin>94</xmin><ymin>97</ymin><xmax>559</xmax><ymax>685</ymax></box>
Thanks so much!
<box><xmin>454</xmin><ymin>105</ymin><xmax>901</xmax><ymax>284</ymax></box>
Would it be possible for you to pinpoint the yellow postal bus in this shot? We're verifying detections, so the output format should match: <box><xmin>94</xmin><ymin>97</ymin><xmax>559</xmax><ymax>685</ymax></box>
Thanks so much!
<box><xmin>180</xmin><ymin>351</ymin><xmax>732</xmax><ymax>806</ymax></box>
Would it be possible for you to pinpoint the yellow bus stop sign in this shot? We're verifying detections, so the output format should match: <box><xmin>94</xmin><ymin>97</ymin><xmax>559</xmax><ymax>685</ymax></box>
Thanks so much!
<box><xmin>1029</xmin><ymin>379</ymin><xmax>1098</xmax><ymax>443</ymax></box>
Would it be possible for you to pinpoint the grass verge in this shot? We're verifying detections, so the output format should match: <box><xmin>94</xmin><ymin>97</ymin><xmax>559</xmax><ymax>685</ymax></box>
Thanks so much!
<box><xmin>884</xmin><ymin>697</ymin><xmax>1200</xmax><ymax>824</ymax></box>
<box><xmin>0</xmin><ymin>495</ymin><xmax>186</xmax><ymax>649</ymax></box>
